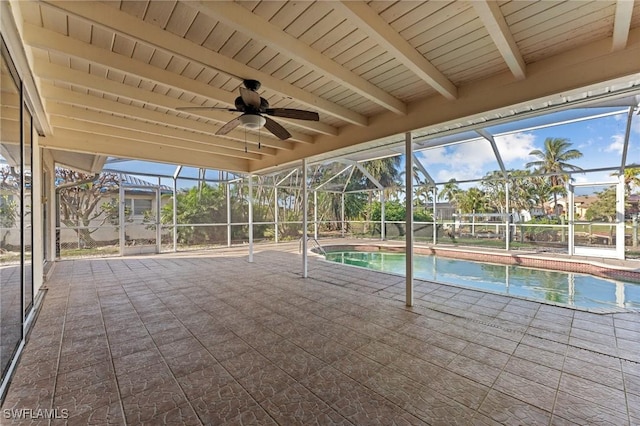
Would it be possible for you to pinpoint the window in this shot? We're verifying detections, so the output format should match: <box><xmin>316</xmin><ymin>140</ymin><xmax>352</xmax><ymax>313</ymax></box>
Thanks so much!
<box><xmin>124</xmin><ymin>198</ymin><xmax>154</xmax><ymax>216</ymax></box>
<box><xmin>133</xmin><ymin>198</ymin><xmax>152</xmax><ymax>216</ymax></box>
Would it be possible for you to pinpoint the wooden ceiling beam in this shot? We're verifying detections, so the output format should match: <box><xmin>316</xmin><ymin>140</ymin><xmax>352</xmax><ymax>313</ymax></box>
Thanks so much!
<box><xmin>471</xmin><ymin>0</ymin><xmax>526</xmax><ymax>80</ymax></box>
<box><xmin>40</xmin><ymin>0</ymin><xmax>367</xmax><ymax>127</ymax></box>
<box><xmin>191</xmin><ymin>1</ymin><xmax>407</xmax><ymax>115</ymax></box>
<box><xmin>48</xmin><ymin>103</ymin><xmax>274</xmax><ymax>159</ymax></box>
<box><xmin>41</xmin><ymin>84</ymin><xmax>295</xmax><ymax>151</ymax></box>
<box><xmin>41</xmin><ymin>128</ymin><xmax>250</xmax><ymax>172</ymax></box>
<box><xmin>0</xmin><ymin>1</ymin><xmax>52</xmax><ymax>135</ymax></box>
<box><xmin>49</xmin><ymin>115</ymin><xmax>263</xmax><ymax>162</ymax></box>
<box><xmin>34</xmin><ymin>61</ymin><xmax>314</xmax><ymax>145</ymax></box>
<box><xmin>612</xmin><ymin>0</ymin><xmax>635</xmax><ymax>51</ymax></box>
<box><xmin>22</xmin><ymin>22</ymin><xmax>334</xmax><ymax>137</ymax></box>
<box><xmin>333</xmin><ymin>1</ymin><xmax>457</xmax><ymax>100</ymax></box>
<box><xmin>249</xmin><ymin>27</ymin><xmax>640</xmax><ymax>172</ymax></box>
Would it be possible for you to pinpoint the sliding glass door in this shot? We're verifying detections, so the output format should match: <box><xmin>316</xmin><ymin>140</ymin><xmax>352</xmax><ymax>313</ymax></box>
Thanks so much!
<box><xmin>0</xmin><ymin>40</ymin><xmax>24</xmax><ymax>380</ymax></box>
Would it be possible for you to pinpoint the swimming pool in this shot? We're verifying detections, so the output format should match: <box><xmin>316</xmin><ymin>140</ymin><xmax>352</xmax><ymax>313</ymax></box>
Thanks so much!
<box><xmin>325</xmin><ymin>251</ymin><xmax>640</xmax><ymax>311</ymax></box>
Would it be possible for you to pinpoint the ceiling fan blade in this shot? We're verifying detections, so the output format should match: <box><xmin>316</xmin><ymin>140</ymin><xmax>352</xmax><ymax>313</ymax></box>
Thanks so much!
<box><xmin>265</xmin><ymin>108</ymin><xmax>319</xmax><ymax>121</ymax></box>
<box><xmin>264</xmin><ymin>116</ymin><xmax>291</xmax><ymax>140</ymax></box>
<box><xmin>240</xmin><ymin>87</ymin><xmax>261</xmax><ymax>108</ymax></box>
<box><xmin>176</xmin><ymin>106</ymin><xmax>239</xmax><ymax>112</ymax></box>
<box><xmin>216</xmin><ymin>117</ymin><xmax>242</xmax><ymax>136</ymax></box>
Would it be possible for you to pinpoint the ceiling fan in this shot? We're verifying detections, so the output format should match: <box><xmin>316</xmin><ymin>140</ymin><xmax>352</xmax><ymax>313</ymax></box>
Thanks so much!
<box><xmin>176</xmin><ymin>79</ymin><xmax>319</xmax><ymax>140</ymax></box>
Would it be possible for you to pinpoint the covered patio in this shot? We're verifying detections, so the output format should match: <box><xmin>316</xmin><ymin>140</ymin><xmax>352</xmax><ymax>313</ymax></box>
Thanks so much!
<box><xmin>3</xmin><ymin>241</ymin><xmax>640</xmax><ymax>424</ymax></box>
<box><xmin>2</xmin><ymin>0</ymin><xmax>640</xmax><ymax>423</ymax></box>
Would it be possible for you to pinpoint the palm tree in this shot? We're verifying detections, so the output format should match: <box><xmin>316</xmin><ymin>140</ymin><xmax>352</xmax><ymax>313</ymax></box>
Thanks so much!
<box><xmin>438</xmin><ymin>178</ymin><xmax>461</xmax><ymax>210</ymax></box>
<box><xmin>361</xmin><ymin>156</ymin><xmax>402</xmax><ymax>232</ymax></box>
<box><xmin>481</xmin><ymin>170</ymin><xmax>507</xmax><ymax>213</ymax></box>
<box><xmin>611</xmin><ymin>166</ymin><xmax>640</xmax><ymax>195</ymax></box>
<box><xmin>457</xmin><ymin>187</ymin><xmax>489</xmax><ymax>214</ymax></box>
<box><xmin>363</xmin><ymin>156</ymin><xmax>402</xmax><ymax>194</ymax></box>
<box><xmin>526</xmin><ymin>137</ymin><xmax>583</xmax><ymax>212</ymax></box>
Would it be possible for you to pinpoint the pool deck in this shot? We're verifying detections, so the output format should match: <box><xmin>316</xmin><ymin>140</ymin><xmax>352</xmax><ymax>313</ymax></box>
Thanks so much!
<box><xmin>335</xmin><ymin>238</ymin><xmax>640</xmax><ymax>272</ymax></box>
<box><xmin>2</xmin><ymin>240</ymin><xmax>639</xmax><ymax>425</ymax></box>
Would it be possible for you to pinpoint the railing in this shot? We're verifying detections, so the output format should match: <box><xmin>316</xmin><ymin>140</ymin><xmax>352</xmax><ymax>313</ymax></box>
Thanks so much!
<box><xmin>53</xmin><ymin>217</ymin><xmax>640</xmax><ymax>260</ymax></box>
<box><xmin>299</xmin><ymin>236</ymin><xmax>326</xmax><ymax>255</ymax></box>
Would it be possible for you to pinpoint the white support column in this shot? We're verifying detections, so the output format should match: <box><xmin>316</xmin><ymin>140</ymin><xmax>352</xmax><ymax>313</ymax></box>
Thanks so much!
<box><xmin>380</xmin><ymin>190</ymin><xmax>386</xmax><ymax>240</ymax></box>
<box><xmin>43</xmin><ymin>152</ymin><xmax>57</xmax><ymax>263</ymax></box>
<box><xmin>172</xmin><ymin>166</ymin><xmax>181</xmax><ymax>253</ymax></box>
<box><xmin>568</xmin><ymin>182</ymin><xmax>575</xmax><ymax>255</ymax></box>
<box><xmin>505</xmin><ymin>180</ymin><xmax>510</xmax><ymax>251</ymax></box>
<box><xmin>31</xmin><ymin>135</ymin><xmax>43</xmax><ymax>293</ymax></box>
<box><xmin>432</xmin><ymin>188</ymin><xmax>437</xmax><ymax>245</ymax></box>
<box><xmin>274</xmin><ymin>186</ymin><xmax>279</xmax><ymax>244</ymax></box>
<box><xmin>172</xmin><ymin>176</ymin><xmax>177</xmax><ymax>252</ymax></box>
<box><xmin>156</xmin><ymin>179</ymin><xmax>161</xmax><ymax>253</ymax></box>
<box><xmin>119</xmin><ymin>176</ymin><xmax>125</xmax><ymax>256</ymax></box>
<box><xmin>302</xmin><ymin>159</ymin><xmax>308</xmax><ymax>278</ymax></box>
<box><xmin>248</xmin><ymin>175</ymin><xmax>254</xmax><ymax>263</ymax></box>
<box><xmin>616</xmin><ymin>173</ymin><xmax>625</xmax><ymax>259</ymax></box>
<box><xmin>405</xmin><ymin>132</ymin><xmax>414</xmax><ymax>307</ymax></box>
<box><xmin>226</xmin><ymin>182</ymin><xmax>231</xmax><ymax>247</ymax></box>
<box><xmin>341</xmin><ymin>192</ymin><xmax>345</xmax><ymax>238</ymax></box>
<box><xmin>313</xmin><ymin>191</ymin><xmax>318</xmax><ymax>240</ymax></box>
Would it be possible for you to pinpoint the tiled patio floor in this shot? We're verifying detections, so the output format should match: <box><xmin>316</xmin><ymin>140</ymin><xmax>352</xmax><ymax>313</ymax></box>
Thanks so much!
<box><xmin>2</xmin><ymin>243</ymin><xmax>640</xmax><ymax>425</ymax></box>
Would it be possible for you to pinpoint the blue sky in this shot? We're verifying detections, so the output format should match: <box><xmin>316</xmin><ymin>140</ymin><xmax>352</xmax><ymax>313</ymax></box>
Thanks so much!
<box><xmin>414</xmin><ymin>107</ymin><xmax>640</xmax><ymax>189</ymax></box>
<box><xmin>106</xmin><ymin>106</ymin><xmax>640</xmax><ymax>194</ymax></box>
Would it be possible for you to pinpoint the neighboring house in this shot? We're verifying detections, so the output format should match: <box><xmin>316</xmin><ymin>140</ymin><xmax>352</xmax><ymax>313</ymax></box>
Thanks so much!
<box><xmin>58</xmin><ymin>173</ymin><xmax>172</xmax><ymax>247</ymax></box>
<box><xmin>434</xmin><ymin>202</ymin><xmax>456</xmax><ymax>220</ymax></box>
<box><xmin>553</xmin><ymin>195</ymin><xmax>606</xmax><ymax>220</ymax></box>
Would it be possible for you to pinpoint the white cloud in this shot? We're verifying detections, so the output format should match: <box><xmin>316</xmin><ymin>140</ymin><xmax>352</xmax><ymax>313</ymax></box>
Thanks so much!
<box><xmin>494</xmin><ymin>132</ymin><xmax>537</xmax><ymax>165</ymax></box>
<box><xmin>415</xmin><ymin>132</ymin><xmax>537</xmax><ymax>183</ymax></box>
<box><xmin>604</xmin><ymin>134</ymin><xmax>624</xmax><ymax>154</ymax></box>
<box><xmin>633</xmin><ymin>115</ymin><xmax>640</xmax><ymax>135</ymax></box>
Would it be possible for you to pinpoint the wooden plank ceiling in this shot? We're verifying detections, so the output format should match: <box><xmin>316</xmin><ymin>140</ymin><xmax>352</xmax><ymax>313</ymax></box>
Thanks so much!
<box><xmin>5</xmin><ymin>0</ymin><xmax>640</xmax><ymax>173</ymax></box>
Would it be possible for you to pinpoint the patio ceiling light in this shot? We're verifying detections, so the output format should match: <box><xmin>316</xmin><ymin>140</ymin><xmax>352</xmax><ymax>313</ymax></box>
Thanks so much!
<box><xmin>239</xmin><ymin>113</ymin><xmax>266</xmax><ymax>130</ymax></box>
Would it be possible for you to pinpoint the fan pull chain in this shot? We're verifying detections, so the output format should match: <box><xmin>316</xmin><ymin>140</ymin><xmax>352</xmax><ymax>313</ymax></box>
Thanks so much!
<box><xmin>244</xmin><ymin>127</ymin><xmax>248</xmax><ymax>153</ymax></box>
<box><xmin>258</xmin><ymin>127</ymin><xmax>261</xmax><ymax>150</ymax></box>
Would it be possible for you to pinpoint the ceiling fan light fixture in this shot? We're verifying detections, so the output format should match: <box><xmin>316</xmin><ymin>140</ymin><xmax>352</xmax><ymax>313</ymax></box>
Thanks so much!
<box><xmin>239</xmin><ymin>114</ymin><xmax>266</xmax><ymax>130</ymax></box>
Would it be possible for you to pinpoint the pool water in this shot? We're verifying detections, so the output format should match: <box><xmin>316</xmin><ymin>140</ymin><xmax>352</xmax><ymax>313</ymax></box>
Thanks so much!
<box><xmin>325</xmin><ymin>251</ymin><xmax>640</xmax><ymax>311</ymax></box>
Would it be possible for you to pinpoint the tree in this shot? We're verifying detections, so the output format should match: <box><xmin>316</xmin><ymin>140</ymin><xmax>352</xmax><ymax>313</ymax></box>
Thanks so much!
<box><xmin>57</xmin><ymin>169</ymin><xmax>121</xmax><ymax>246</ymax></box>
<box><xmin>0</xmin><ymin>195</ymin><xmax>18</xmax><ymax>249</ymax></box>
<box><xmin>611</xmin><ymin>167</ymin><xmax>640</xmax><ymax>195</ymax></box>
<box><xmin>415</xmin><ymin>183</ymin><xmax>434</xmax><ymax>209</ymax></box>
<box><xmin>0</xmin><ymin>166</ymin><xmax>20</xmax><ymax>250</ymax></box>
<box><xmin>481</xmin><ymin>171</ymin><xmax>506</xmax><ymax>213</ymax></box>
<box><xmin>361</xmin><ymin>156</ymin><xmax>402</xmax><ymax>231</ymax></box>
<box><xmin>456</xmin><ymin>187</ymin><xmax>489</xmax><ymax>214</ymax></box>
<box><xmin>438</xmin><ymin>178</ymin><xmax>461</xmax><ymax>208</ymax></box>
<box><xmin>161</xmin><ymin>183</ymin><xmax>228</xmax><ymax>244</ymax></box>
<box><xmin>585</xmin><ymin>187</ymin><xmax>617</xmax><ymax>222</ymax></box>
<box><xmin>526</xmin><ymin>175</ymin><xmax>552</xmax><ymax>214</ymax></box>
<box><xmin>363</xmin><ymin>156</ymin><xmax>402</xmax><ymax>189</ymax></box>
<box><xmin>526</xmin><ymin>137</ymin><xmax>583</xmax><ymax>211</ymax></box>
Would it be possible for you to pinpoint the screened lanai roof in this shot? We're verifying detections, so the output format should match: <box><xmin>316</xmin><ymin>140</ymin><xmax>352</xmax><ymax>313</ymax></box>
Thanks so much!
<box><xmin>3</xmin><ymin>1</ymin><xmax>640</xmax><ymax>177</ymax></box>
<box><xmin>101</xmin><ymin>96</ymin><xmax>640</xmax><ymax>194</ymax></box>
